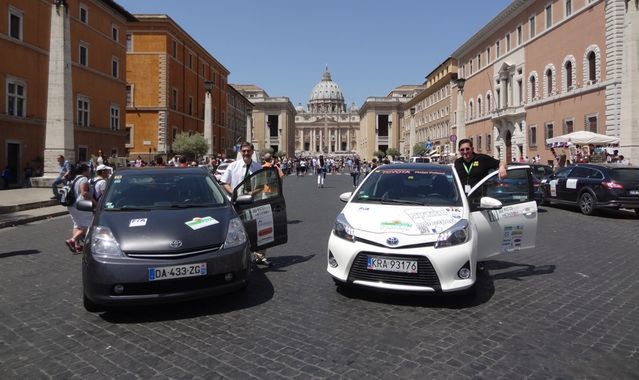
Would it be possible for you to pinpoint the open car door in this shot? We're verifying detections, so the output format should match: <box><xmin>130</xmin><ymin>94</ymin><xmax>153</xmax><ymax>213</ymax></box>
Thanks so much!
<box><xmin>467</xmin><ymin>166</ymin><xmax>538</xmax><ymax>260</ymax></box>
<box><xmin>232</xmin><ymin>166</ymin><xmax>288</xmax><ymax>251</ymax></box>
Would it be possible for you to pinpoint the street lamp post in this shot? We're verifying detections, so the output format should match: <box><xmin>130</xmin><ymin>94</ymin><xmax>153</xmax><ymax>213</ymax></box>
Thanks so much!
<box><xmin>409</xmin><ymin>107</ymin><xmax>416</xmax><ymax>157</ymax></box>
<box><xmin>388</xmin><ymin>119</ymin><xmax>392</xmax><ymax>154</ymax></box>
<box><xmin>455</xmin><ymin>77</ymin><xmax>466</xmax><ymax>154</ymax></box>
<box><xmin>204</xmin><ymin>80</ymin><xmax>213</xmax><ymax>157</ymax></box>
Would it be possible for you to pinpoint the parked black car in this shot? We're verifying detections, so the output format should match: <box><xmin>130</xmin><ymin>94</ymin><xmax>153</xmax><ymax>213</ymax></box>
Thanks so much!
<box><xmin>539</xmin><ymin>163</ymin><xmax>639</xmax><ymax>215</ymax></box>
<box><xmin>509</xmin><ymin>163</ymin><xmax>553</xmax><ymax>205</ymax></box>
<box><xmin>77</xmin><ymin>166</ymin><xmax>288</xmax><ymax>312</ymax></box>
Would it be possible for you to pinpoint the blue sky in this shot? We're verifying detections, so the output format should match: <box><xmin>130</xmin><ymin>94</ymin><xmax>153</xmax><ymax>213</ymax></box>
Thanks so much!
<box><xmin>117</xmin><ymin>0</ymin><xmax>512</xmax><ymax>108</ymax></box>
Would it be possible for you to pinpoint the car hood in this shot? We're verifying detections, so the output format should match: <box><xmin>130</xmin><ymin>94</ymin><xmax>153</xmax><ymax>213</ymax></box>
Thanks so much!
<box><xmin>95</xmin><ymin>206</ymin><xmax>235</xmax><ymax>253</ymax></box>
<box><xmin>342</xmin><ymin>202</ymin><xmax>465</xmax><ymax>245</ymax></box>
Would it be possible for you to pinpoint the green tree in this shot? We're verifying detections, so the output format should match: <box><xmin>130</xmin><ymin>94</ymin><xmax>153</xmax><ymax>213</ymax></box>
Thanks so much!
<box><xmin>413</xmin><ymin>144</ymin><xmax>427</xmax><ymax>157</ymax></box>
<box><xmin>172</xmin><ymin>132</ymin><xmax>209</xmax><ymax>160</ymax></box>
<box><xmin>386</xmin><ymin>148</ymin><xmax>400</xmax><ymax>159</ymax></box>
<box><xmin>263</xmin><ymin>147</ymin><xmax>274</xmax><ymax>155</ymax></box>
<box><xmin>373</xmin><ymin>150</ymin><xmax>385</xmax><ymax>159</ymax></box>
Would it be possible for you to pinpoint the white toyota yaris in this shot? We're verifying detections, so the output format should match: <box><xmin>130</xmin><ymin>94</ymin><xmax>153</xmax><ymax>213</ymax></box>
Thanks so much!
<box><xmin>327</xmin><ymin>163</ymin><xmax>538</xmax><ymax>294</ymax></box>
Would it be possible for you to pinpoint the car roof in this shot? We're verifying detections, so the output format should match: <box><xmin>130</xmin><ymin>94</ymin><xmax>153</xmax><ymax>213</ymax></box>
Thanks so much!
<box><xmin>573</xmin><ymin>163</ymin><xmax>639</xmax><ymax>169</ymax></box>
<box><xmin>114</xmin><ymin>167</ymin><xmax>209</xmax><ymax>175</ymax></box>
<box><xmin>376</xmin><ymin>163</ymin><xmax>454</xmax><ymax>173</ymax></box>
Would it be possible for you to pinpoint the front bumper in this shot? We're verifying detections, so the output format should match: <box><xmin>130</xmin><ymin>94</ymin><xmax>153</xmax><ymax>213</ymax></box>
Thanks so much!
<box><xmin>83</xmin><ymin>243</ymin><xmax>252</xmax><ymax>307</ymax></box>
<box><xmin>326</xmin><ymin>233</ymin><xmax>476</xmax><ymax>293</ymax></box>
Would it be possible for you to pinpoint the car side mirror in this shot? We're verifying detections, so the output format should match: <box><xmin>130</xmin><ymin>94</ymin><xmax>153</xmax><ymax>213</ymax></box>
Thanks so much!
<box><xmin>76</xmin><ymin>199</ymin><xmax>94</xmax><ymax>212</ymax></box>
<box><xmin>339</xmin><ymin>192</ymin><xmax>352</xmax><ymax>202</ymax></box>
<box><xmin>478</xmin><ymin>196</ymin><xmax>503</xmax><ymax>210</ymax></box>
<box><xmin>234</xmin><ymin>194</ymin><xmax>253</xmax><ymax>205</ymax></box>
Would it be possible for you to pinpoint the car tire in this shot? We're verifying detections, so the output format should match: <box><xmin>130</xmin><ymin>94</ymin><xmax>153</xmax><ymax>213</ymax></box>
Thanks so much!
<box><xmin>83</xmin><ymin>294</ymin><xmax>103</xmax><ymax>313</ymax></box>
<box><xmin>579</xmin><ymin>192</ymin><xmax>596</xmax><ymax>215</ymax></box>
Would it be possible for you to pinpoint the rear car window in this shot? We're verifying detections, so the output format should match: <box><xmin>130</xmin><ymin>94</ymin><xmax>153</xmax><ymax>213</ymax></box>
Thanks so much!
<box><xmin>611</xmin><ymin>168</ymin><xmax>639</xmax><ymax>182</ymax></box>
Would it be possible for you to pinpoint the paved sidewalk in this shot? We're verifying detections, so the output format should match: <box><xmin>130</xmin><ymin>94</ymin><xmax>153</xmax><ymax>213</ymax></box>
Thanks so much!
<box><xmin>0</xmin><ymin>188</ymin><xmax>68</xmax><ymax>228</ymax></box>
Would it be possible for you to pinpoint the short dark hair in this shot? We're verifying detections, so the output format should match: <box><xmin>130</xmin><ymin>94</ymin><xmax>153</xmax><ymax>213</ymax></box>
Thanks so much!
<box><xmin>240</xmin><ymin>142</ymin><xmax>254</xmax><ymax>151</ymax></box>
<box><xmin>458</xmin><ymin>138</ymin><xmax>473</xmax><ymax>149</ymax></box>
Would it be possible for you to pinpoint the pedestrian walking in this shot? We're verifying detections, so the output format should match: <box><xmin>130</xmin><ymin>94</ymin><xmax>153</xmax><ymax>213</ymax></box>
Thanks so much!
<box><xmin>351</xmin><ymin>158</ymin><xmax>361</xmax><ymax>187</ymax></box>
<box><xmin>317</xmin><ymin>155</ymin><xmax>326</xmax><ymax>188</ymax></box>
<box><xmin>1</xmin><ymin>166</ymin><xmax>11</xmax><ymax>189</ymax></box>
<box><xmin>65</xmin><ymin>163</ymin><xmax>93</xmax><ymax>254</ymax></box>
<box><xmin>51</xmin><ymin>155</ymin><xmax>71</xmax><ymax>200</ymax></box>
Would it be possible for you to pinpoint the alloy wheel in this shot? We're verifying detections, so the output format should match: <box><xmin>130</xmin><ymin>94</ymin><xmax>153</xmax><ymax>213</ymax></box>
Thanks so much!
<box><xmin>579</xmin><ymin>192</ymin><xmax>595</xmax><ymax>215</ymax></box>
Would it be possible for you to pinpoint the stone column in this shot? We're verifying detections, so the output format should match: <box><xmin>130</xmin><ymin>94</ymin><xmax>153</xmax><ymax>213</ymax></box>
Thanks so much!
<box><xmin>319</xmin><ymin>129</ymin><xmax>323</xmax><ymax>153</ymax></box>
<box><xmin>456</xmin><ymin>83</ymin><xmax>466</xmax><ymax>142</ymax></box>
<box><xmin>42</xmin><ymin>2</ymin><xmax>74</xmax><ymax>182</ymax></box>
<box><xmin>620</xmin><ymin>0</ymin><xmax>639</xmax><ymax>163</ymax></box>
<box><xmin>245</xmin><ymin>113</ymin><xmax>252</xmax><ymax>144</ymax></box>
<box><xmin>204</xmin><ymin>90</ymin><xmax>213</xmax><ymax>156</ymax></box>
<box><xmin>347</xmin><ymin>129</ymin><xmax>351</xmax><ymax>152</ymax></box>
<box><xmin>500</xmin><ymin>72</ymin><xmax>508</xmax><ymax>109</ymax></box>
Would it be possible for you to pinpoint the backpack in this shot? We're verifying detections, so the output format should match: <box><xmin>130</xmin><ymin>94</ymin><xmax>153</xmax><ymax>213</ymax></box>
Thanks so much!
<box><xmin>90</xmin><ymin>178</ymin><xmax>105</xmax><ymax>201</ymax></box>
<box><xmin>59</xmin><ymin>177</ymin><xmax>80</xmax><ymax>206</ymax></box>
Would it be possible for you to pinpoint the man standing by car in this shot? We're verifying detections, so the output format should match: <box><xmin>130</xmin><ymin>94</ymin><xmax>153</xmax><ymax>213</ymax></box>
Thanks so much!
<box><xmin>220</xmin><ymin>142</ymin><xmax>272</xmax><ymax>267</ymax></box>
<box><xmin>454</xmin><ymin>138</ymin><xmax>507</xmax><ymax>194</ymax></box>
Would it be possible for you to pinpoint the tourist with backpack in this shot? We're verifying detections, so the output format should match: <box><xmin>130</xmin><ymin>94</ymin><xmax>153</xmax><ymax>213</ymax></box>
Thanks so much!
<box><xmin>65</xmin><ymin>163</ymin><xmax>92</xmax><ymax>254</ymax></box>
<box><xmin>90</xmin><ymin>164</ymin><xmax>111</xmax><ymax>203</ymax></box>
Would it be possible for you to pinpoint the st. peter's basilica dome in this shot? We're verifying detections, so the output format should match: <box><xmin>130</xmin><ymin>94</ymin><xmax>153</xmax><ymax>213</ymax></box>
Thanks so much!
<box><xmin>308</xmin><ymin>66</ymin><xmax>346</xmax><ymax>113</ymax></box>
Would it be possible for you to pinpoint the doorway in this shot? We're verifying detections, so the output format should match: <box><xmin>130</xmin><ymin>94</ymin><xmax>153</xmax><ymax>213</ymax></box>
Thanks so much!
<box><xmin>6</xmin><ymin>142</ymin><xmax>20</xmax><ymax>187</ymax></box>
<box><xmin>505</xmin><ymin>130</ymin><xmax>512</xmax><ymax>163</ymax></box>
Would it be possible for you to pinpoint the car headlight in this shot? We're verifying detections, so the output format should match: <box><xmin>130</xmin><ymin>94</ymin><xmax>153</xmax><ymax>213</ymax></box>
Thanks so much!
<box><xmin>333</xmin><ymin>213</ymin><xmax>355</xmax><ymax>242</ymax></box>
<box><xmin>223</xmin><ymin>217</ymin><xmax>247</xmax><ymax>248</ymax></box>
<box><xmin>90</xmin><ymin>226</ymin><xmax>125</xmax><ymax>258</ymax></box>
<box><xmin>435</xmin><ymin>219</ymin><xmax>470</xmax><ymax>249</ymax></box>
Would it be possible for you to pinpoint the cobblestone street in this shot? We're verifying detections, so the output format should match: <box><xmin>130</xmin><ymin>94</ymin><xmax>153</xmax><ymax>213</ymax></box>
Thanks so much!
<box><xmin>0</xmin><ymin>174</ymin><xmax>638</xmax><ymax>379</ymax></box>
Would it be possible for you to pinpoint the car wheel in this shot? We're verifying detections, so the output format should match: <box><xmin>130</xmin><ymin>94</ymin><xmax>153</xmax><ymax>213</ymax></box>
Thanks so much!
<box><xmin>579</xmin><ymin>192</ymin><xmax>596</xmax><ymax>215</ymax></box>
<box><xmin>83</xmin><ymin>294</ymin><xmax>103</xmax><ymax>313</ymax></box>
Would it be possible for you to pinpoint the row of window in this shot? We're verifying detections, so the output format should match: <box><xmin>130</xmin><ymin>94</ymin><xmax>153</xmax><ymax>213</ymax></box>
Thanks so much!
<box><xmin>77</xmin><ymin>43</ymin><xmax>121</xmax><ymax>78</ymax></box>
<box><xmin>7</xmin><ymin>4</ymin><xmax>121</xmax><ymax>43</ymax></box>
<box><xmin>5</xmin><ymin>77</ymin><xmax>120</xmax><ymax>130</ymax></box>
<box><xmin>530</xmin><ymin>114</ymin><xmax>598</xmax><ymax>147</ymax></box>
<box><xmin>416</xmin><ymin>121</ymin><xmax>450</xmax><ymax>142</ymax></box>
<box><xmin>468</xmin><ymin>134</ymin><xmax>492</xmax><ymax>153</ymax></box>
<box><xmin>415</xmin><ymin>85</ymin><xmax>450</xmax><ymax>112</ymax></box>
<box><xmin>462</xmin><ymin>0</ymin><xmax>597</xmax><ymax>77</ymax></box>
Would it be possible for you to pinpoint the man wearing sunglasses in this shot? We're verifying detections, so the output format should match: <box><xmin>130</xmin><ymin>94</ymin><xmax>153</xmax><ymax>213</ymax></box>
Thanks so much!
<box><xmin>453</xmin><ymin>138</ymin><xmax>507</xmax><ymax>194</ymax></box>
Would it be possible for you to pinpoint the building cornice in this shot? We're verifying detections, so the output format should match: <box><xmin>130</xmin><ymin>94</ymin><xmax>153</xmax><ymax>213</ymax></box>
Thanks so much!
<box><xmin>451</xmin><ymin>0</ymin><xmax>529</xmax><ymax>59</ymax></box>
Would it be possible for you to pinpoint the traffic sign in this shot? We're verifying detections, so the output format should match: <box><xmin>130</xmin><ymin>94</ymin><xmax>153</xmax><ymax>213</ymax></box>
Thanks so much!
<box><xmin>450</xmin><ymin>134</ymin><xmax>457</xmax><ymax>143</ymax></box>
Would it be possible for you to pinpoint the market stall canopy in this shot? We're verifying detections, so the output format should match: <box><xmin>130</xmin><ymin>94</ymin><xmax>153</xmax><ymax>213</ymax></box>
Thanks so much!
<box><xmin>546</xmin><ymin>131</ymin><xmax>619</xmax><ymax>146</ymax></box>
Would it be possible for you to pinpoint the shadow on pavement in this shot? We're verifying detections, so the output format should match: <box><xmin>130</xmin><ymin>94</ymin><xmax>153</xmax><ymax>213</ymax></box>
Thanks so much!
<box><xmin>287</xmin><ymin>219</ymin><xmax>303</xmax><ymax>225</ymax></box>
<box><xmin>0</xmin><ymin>249</ymin><xmax>40</xmax><ymax>259</ymax></box>
<box><xmin>99</xmin><ymin>269</ymin><xmax>274</xmax><ymax>323</ymax></box>
<box><xmin>334</xmin><ymin>269</ymin><xmax>496</xmax><ymax>309</ymax></box>
<box><xmin>483</xmin><ymin>260</ymin><xmax>556</xmax><ymax>281</ymax></box>
<box><xmin>262</xmin><ymin>254</ymin><xmax>315</xmax><ymax>273</ymax></box>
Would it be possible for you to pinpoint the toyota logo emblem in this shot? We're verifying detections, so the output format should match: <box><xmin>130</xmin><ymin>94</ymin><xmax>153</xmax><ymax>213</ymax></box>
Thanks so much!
<box><xmin>386</xmin><ymin>237</ymin><xmax>399</xmax><ymax>246</ymax></box>
<box><xmin>169</xmin><ymin>240</ymin><xmax>183</xmax><ymax>248</ymax></box>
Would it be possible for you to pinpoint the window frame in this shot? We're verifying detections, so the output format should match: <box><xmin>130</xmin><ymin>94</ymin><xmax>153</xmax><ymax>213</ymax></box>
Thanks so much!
<box><xmin>125</xmin><ymin>124</ymin><xmax>134</xmax><ymax>147</ymax></box>
<box><xmin>110</xmin><ymin>104</ymin><xmax>120</xmax><ymax>131</ymax></box>
<box><xmin>563</xmin><ymin>118</ymin><xmax>574</xmax><ymax>135</ymax></box>
<box><xmin>529</xmin><ymin>125</ymin><xmax>537</xmax><ymax>147</ymax></box>
<box><xmin>79</xmin><ymin>42</ymin><xmax>89</xmax><ymax>66</ymax></box>
<box><xmin>8</xmin><ymin>6</ymin><xmax>24</xmax><ymax>41</ymax></box>
<box><xmin>171</xmin><ymin>88</ymin><xmax>178</xmax><ymax>111</ymax></box>
<box><xmin>126</xmin><ymin>84</ymin><xmax>133</xmax><ymax>107</ymax></box>
<box><xmin>6</xmin><ymin>76</ymin><xmax>27</xmax><ymax>118</ymax></box>
<box><xmin>545</xmin><ymin>3</ymin><xmax>553</xmax><ymax>29</ymax></box>
<box><xmin>529</xmin><ymin>15</ymin><xmax>536</xmax><ymax>39</ymax></box>
<box><xmin>77</xmin><ymin>95</ymin><xmax>90</xmax><ymax>127</ymax></box>
<box><xmin>79</xmin><ymin>3</ymin><xmax>89</xmax><ymax>24</ymax></box>
<box><xmin>111</xmin><ymin>56</ymin><xmax>119</xmax><ymax>79</ymax></box>
<box><xmin>126</xmin><ymin>33</ymin><xmax>132</xmax><ymax>52</ymax></box>
<box><xmin>585</xmin><ymin>114</ymin><xmax>598</xmax><ymax>133</ymax></box>
<box><xmin>544</xmin><ymin>122</ymin><xmax>554</xmax><ymax>141</ymax></box>
<box><xmin>111</xmin><ymin>24</ymin><xmax>119</xmax><ymax>42</ymax></box>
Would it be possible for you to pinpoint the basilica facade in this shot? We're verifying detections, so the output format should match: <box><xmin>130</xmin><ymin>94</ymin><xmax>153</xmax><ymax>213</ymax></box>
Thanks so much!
<box><xmin>294</xmin><ymin>67</ymin><xmax>360</xmax><ymax>156</ymax></box>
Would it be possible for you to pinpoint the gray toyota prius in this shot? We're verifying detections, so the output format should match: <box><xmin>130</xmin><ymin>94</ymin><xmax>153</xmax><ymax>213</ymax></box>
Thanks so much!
<box><xmin>77</xmin><ymin>166</ymin><xmax>287</xmax><ymax>312</ymax></box>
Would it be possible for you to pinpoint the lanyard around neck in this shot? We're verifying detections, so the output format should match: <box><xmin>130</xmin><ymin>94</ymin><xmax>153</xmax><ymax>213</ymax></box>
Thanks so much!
<box><xmin>462</xmin><ymin>161</ymin><xmax>474</xmax><ymax>175</ymax></box>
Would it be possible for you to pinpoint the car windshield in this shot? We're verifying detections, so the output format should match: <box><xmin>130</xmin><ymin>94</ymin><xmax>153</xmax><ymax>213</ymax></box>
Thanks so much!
<box><xmin>611</xmin><ymin>168</ymin><xmax>639</xmax><ymax>182</ymax></box>
<box><xmin>352</xmin><ymin>167</ymin><xmax>462</xmax><ymax>206</ymax></box>
<box><xmin>102</xmin><ymin>172</ymin><xmax>227</xmax><ymax>210</ymax></box>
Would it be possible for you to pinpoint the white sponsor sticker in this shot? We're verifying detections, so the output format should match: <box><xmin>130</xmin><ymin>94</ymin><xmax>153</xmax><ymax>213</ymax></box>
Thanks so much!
<box><xmin>129</xmin><ymin>218</ymin><xmax>147</xmax><ymax>227</ymax></box>
<box><xmin>243</xmin><ymin>205</ymin><xmax>275</xmax><ymax>245</ymax></box>
<box><xmin>185</xmin><ymin>216</ymin><xmax>219</xmax><ymax>230</ymax></box>
<box><xmin>550</xmin><ymin>180</ymin><xmax>558</xmax><ymax>197</ymax></box>
<box><xmin>566</xmin><ymin>178</ymin><xmax>578</xmax><ymax>189</ymax></box>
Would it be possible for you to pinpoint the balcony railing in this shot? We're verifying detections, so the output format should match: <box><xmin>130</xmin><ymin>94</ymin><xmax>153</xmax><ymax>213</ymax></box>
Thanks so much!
<box><xmin>491</xmin><ymin>105</ymin><xmax>526</xmax><ymax>121</ymax></box>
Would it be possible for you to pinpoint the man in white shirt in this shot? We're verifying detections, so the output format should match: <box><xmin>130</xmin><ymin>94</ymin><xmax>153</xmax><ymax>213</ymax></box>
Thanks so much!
<box><xmin>220</xmin><ymin>142</ymin><xmax>262</xmax><ymax>195</ymax></box>
<box><xmin>220</xmin><ymin>142</ymin><xmax>272</xmax><ymax>266</ymax></box>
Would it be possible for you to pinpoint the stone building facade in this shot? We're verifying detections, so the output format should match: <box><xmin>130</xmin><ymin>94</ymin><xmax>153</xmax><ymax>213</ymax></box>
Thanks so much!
<box><xmin>125</xmin><ymin>14</ymin><xmax>230</xmax><ymax>160</ymax></box>
<box><xmin>0</xmin><ymin>0</ymin><xmax>134</xmax><ymax>186</ymax></box>
<box><xmin>294</xmin><ymin>67</ymin><xmax>359</xmax><ymax>156</ymax></box>
<box><xmin>451</xmin><ymin>0</ymin><xmax>629</xmax><ymax>165</ymax></box>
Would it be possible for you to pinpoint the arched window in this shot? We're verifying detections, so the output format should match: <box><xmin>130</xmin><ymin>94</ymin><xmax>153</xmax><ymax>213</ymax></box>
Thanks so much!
<box><xmin>530</xmin><ymin>76</ymin><xmax>537</xmax><ymax>99</ymax></box>
<box><xmin>588</xmin><ymin>51</ymin><xmax>596</xmax><ymax>82</ymax></box>
<box><xmin>565</xmin><ymin>61</ymin><xmax>573</xmax><ymax>89</ymax></box>
<box><xmin>546</xmin><ymin>69</ymin><xmax>553</xmax><ymax>95</ymax></box>
<box><xmin>477</xmin><ymin>97</ymin><xmax>482</xmax><ymax>116</ymax></box>
<box><xmin>486</xmin><ymin>93</ymin><xmax>492</xmax><ymax>112</ymax></box>
<box><xmin>469</xmin><ymin>101</ymin><xmax>474</xmax><ymax>119</ymax></box>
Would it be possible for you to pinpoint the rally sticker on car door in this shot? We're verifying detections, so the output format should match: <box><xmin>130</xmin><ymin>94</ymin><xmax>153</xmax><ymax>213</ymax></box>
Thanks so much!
<box><xmin>243</xmin><ymin>205</ymin><xmax>274</xmax><ymax>245</ymax></box>
<box><xmin>502</xmin><ymin>225</ymin><xmax>524</xmax><ymax>252</ymax></box>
